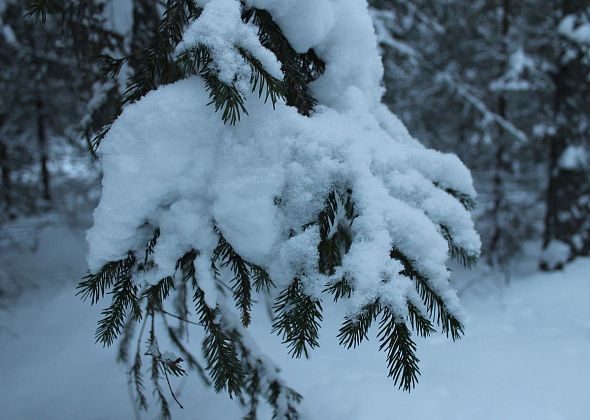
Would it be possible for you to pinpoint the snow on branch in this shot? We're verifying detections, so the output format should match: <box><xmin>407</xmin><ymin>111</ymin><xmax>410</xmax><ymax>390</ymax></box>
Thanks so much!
<box><xmin>80</xmin><ymin>0</ymin><xmax>481</xmax><ymax>414</ymax></box>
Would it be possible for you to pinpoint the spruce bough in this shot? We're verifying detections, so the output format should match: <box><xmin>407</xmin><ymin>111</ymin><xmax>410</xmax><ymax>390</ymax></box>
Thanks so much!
<box><xmin>28</xmin><ymin>0</ymin><xmax>482</xmax><ymax>417</ymax></box>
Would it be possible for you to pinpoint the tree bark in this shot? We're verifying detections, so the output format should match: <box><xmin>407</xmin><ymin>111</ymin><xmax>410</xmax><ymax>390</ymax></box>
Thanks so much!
<box><xmin>36</xmin><ymin>96</ymin><xmax>51</xmax><ymax>202</ymax></box>
<box><xmin>0</xmin><ymin>140</ymin><xmax>13</xmax><ymax>217</ymax></box>
<box><xmin>487</xmin><ymin>0</ymin><xmax>511</xmax><ymax>267</ymax></box>
<box><xmin>541</xmin><ymin>0</ymin><xmax>590</xmax><ymax>268</ymax></box>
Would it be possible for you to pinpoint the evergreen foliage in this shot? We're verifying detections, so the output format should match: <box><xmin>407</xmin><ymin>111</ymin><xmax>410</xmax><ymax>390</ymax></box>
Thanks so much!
<box><xmin>176</xmin><ymin>44</ymin><xmax>285</xmax><ymax>124</ymax></box>
<box><xmin>57</xmin><ymin>0</ymin><xmax>480</xmax><ymax>417</ymax></box>
<box><xmin>241</xmin><ymin>7</ymin><xmax>325</xmax><ymax>115</ymax></box>
<box><xmin>123</xmin><ymin>0</ymin><xmax>202</xmax><ymax>104</ymax></box>
<box><xmin>78</xmin><ymin>183</ymin><xmax>475</xmax><ymax>415</ymax></box>
<box><xmin>9</xmin><ymin>1</ymin><xmax>589</xmax><ymax>415</ymax></box>
<box><xmin>272</xmin><ymin>278</ymin><xmax>323</xmax><ymax>359</ymax></box>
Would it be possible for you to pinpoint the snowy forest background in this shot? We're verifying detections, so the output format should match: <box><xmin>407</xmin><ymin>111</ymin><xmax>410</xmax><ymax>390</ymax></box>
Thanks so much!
<box><xmin>1</xmin><ymin>1</ymin><xmax>589</xmax><ymax>419</ymax></box>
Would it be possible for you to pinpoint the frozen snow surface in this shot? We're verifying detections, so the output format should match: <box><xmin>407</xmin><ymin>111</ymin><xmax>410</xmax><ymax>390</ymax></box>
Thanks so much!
<box><xmin>1</xmin><ymin>225</ymin><xmax>590</xmax><ymax>420</ymax></box>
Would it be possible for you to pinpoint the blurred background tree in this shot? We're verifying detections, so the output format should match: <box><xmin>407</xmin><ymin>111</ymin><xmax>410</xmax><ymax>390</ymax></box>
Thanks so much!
<box><xmin>370</xmin><ymin>0</ymin><xmax>590</xmax><ymax>273</ymax></box>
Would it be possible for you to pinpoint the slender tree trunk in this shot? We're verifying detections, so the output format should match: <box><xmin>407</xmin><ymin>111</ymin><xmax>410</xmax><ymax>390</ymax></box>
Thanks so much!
<box><xmin>487</xmin><ymin>0</ymin><xmax>510</xmax><ymax>268</ymax></box>
<box><xmin>541</xmin><ymin>0</ymin><xmax>590</xmax><ymax>269</ymax></box>
<box><xmin>0</xmin><ymin>140</ymin><xmax>13</xmax><ymax>217</ymax></box>
<box><xmin>36</xmin><ymin>96</ymin><xmax>51</xmax><ymax>202</ymax></box>
<box><xmin>542</xmin><ymin>68</ymin><xmax>565</xmax><ymax>250</ymax></box>
<box><xmin>541</xmin><ymin>0</ymin><xmax>590</xmax><ymax>268</ymax></box>
<box><xmin>29</xmin><ymin>27</ymin><xmax>51</xmax><ymax>204</ymax></box>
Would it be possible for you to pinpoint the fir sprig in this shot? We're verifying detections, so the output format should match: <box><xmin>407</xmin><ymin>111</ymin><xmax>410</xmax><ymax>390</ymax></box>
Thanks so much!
<box><xmin>162</xmin><ymin>318</ymin><xmax>210</xmax><ymax>385</ymax></box>
<box><xmin>213</xmin><ymin>231</ymin><xmax>254</xmax><ymax>326</ymax></box>
<box><xmin>338</xmin><ymin>299</ymin><xmax>380</xmax><ymax>349</ymax></box>
<box><xmin>268</xmin><ymin>380</ymin><xmax>303</xmax><ymax>420</ymax></box>
<box><xmin>193</xmin><ymin>288</ymin><xmax>244</xmax><ymax>396</ymax></box>
<box><xmin>124</xmin><ymin>0</ymin><xmax>202</xmax><ymax>104</ymax></box>
<box><xmin>243</xmin><ymin>359</ymin><xmax>262</xmax><ymax>420</ymax></box>
<box><xmin>440</xmin><ymin>225</ymin><xmax>479</xmax><ymax>268</ymax></box>
<box><xmin>176</xmin><ymin>44</ymin><xmax>286</xmax><ymax>124</ymax></box>
<box><xmin>324</xmin><ymin>276</ymin><xmax>353</xmax><ymax>301</ymax></box>
<box><xmin>433</xmin><ymin>182</ymin><xmax>477</xmax><ymax>211</ymax></box>
<box><xmin>24</xmin><ymin>0</ymin><xmax>56</xmax><ymax>22</ymax></box>
<box><xmin>95</xmin><ymin>274</ymin><xmax>142</xmax><ymax>347</ymax></box>
<box><xmin>212</xmin><ymin>228</ymin><xmax>274</xmax><ymax>325</ymax></box>
<box><xmin>174</xmin><ymin>250</ymin><xmax>244</xmax><ymax>394</ymax></box>
<box><xmin>407</xmin><ymin>303</ymin><xmax>436</xmax><ymax>338</ymax></box>
<box><xmin>148</xmin><ymin>333</ymin><xmax>172</xmax><ymax>420</ymax></box>
<box><xmin>272</xmin><ymin>278</ymin><xmax>323</xmax><ymax>358</ymax></box>
<box><xmin>117</xmin><ymin>314</ymin><xmax>137</xmax><ymax>363</ymax></box>
<box><xmin>391</xmin><ymin>247</ymin><xmax>464</xmax><ymax>340</ymax></box>
<box><xmin>144</xmin><ymin>228</ymin><xmax>160</xmax><ymax>265</ymax></box>
<box><xmin>77</xmin><ymin>252</ymin><xmax>136</xmax><ymax>305</ymax></box>
<box><xmin>337</xmin><ymin>298</ymin><xmax>433</xmax><ymax>391</ymax></box>
<box><xmin>175</xmin><ymin>45</ymin><xmax>247</xmax><ymax>124</ymax></box>
<box><xmin>242</xmin><ymin>7</ymin><xmax>325</xmax><ymax>116</ymax></box>
<box><xmin>203</xmin><ymin>71</ymin><xmax>248</xmax><ymax>125</ymax></box>
<box><xmin>132</xmin><ymin>346</ymin><xmax>149</xmax><ymax>411</ymax></box>
<box><xmin>95</xmin><ymin>54</ymin><xmax>128</xmax><ymax>79</ymax></box>
<box><xmin>307</xmin><ymin>190</ymin><xmax>355</xmax><ymax>276</ymax></box>
<box><xmin>237</xmin><ymin>340</ymin><xmax>303</xmax><ymax>419</ymax></box>
<box><xmin>250</xmin><ymin>264</ymin><xmax>275</xmax><ymax>293</ymax></box>
<box><xmin>143</xmin><ymin>276</ymin><xmax>175</xmax><ymax>307</ymax></box>
<box><xmin>239</xmin><ymin>47</ymin><xmax>286</xmax><ymax>107</ymax></box>
<box><xmin>378</xmin><ymin>309</ymin><xmax>421</xmax><ymax>392</ymax></box>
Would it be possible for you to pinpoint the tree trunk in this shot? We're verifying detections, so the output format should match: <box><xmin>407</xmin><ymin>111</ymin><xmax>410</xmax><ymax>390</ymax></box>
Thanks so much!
<box><xmin>36</xmin><ymin>97</ymin><xmax>51</xmax><ymax>202</ymax></box>
<box><xmin>487</xmin><ymin>0</ymin><xmax>510</xmax><ymax>268</ymax></box>
<box><xmin>541</xmin><ymin>0</ymin><xmax>590</xmax><ymax>269</ymax></box>
<box><xmin>0</xmin><ymin>140</ymin><xmax>13</xmax><ymax>218</ymax></box>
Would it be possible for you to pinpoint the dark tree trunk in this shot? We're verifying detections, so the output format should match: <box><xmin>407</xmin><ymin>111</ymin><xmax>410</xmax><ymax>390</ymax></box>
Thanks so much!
<box><xmin>487</xmin><ymin>0</ymin><xmax>511</xmax><ymax>268</ymax></box>
<box><xmin>0</xmin><ymin>140</ymin><xmax>13</xmax><ymax>217</ymax></box>
<box><xmin>541</xmin><ymin>0</ymin><xmax>590</xmax><ymax>268</ymax></box>
<box><xmin>36</xmin><ymin>97</ymin><xmax>51</xmax><ymax>202</ymax></box>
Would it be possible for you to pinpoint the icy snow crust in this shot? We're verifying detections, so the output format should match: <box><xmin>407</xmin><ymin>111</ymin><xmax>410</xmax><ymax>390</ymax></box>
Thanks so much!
<box><xmin>87</xmin><ymin>0</ymin><xmax>480</xmax><ymax>319</ymax></box>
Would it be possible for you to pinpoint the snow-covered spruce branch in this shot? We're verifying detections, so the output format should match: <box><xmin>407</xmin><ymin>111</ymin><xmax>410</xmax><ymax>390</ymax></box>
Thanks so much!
<box><xmin>80</xmin><ymin>182</ymin><xmax>476</xmax><ymax>415</ymax></box>
<box><xmin>175</xmin><ymin>44</ymin><xmax>285</xmax><ymax>124</ymax></box>
<box><xmin>79</xmin><ymin>0</ymin><xmax>481</xmax><ymax>418</ymax></box>
<box><xmin>241</xmin><ymin>7</ymin><xmax>325</xmax><ymax>116</ymax></box>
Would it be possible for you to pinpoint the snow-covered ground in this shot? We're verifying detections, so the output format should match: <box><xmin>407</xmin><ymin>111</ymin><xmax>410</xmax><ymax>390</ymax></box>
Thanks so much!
<box><xmin>1</xmin><ymin>219</ymin><xmax>589</xmax><ymax>420</ymax></box>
